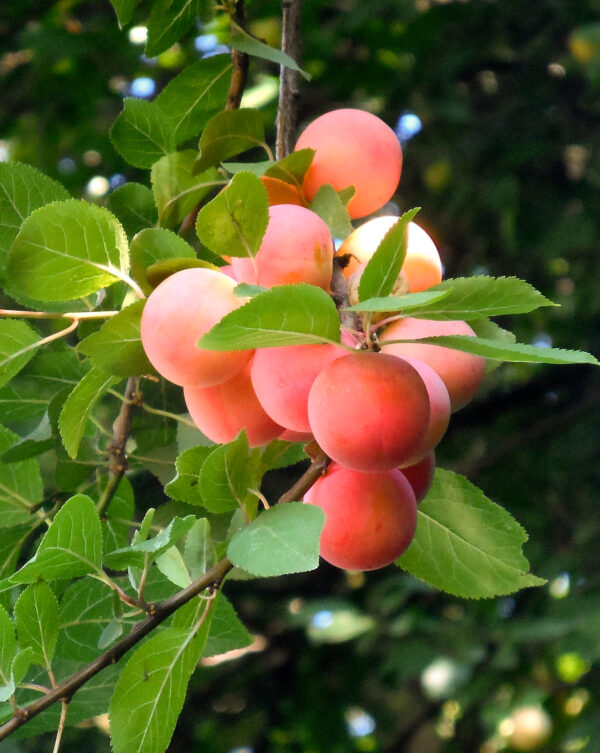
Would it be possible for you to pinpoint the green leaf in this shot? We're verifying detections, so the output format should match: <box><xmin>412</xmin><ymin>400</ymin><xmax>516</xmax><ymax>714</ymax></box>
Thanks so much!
<box><xmin>265</xmin><ymin>149</ymin><xmax>314</xmax><ymax>189</ymax></box>
<box><xmin>0</xmin><ymin>424</ymin><xmax>43</xmax><ymax>527</ymax></box>
<box><xmin>155</xmin><ymin>56</ymin><xmax>232</xmax><ymax>146</ymax></box>
<box><xmin>77</xmin><ymin>302</ymin><xmax>152</xmax><ymax>377</ymax></box>
<box><xmin>108</xmin><ymin>0</ymin><xmax>140</xmax><ymax>26</ymax></box>
<box><xmin>0</xmin><ymin>162</ymin><xmax>69</xmax><ymax>276</ymax></box>
<box><xmin>397</xmin><ymin>469</ymin><xmax>546</xmax><ymax>598</ymax></box>
<box><xmin>13</xmin><ymin>583</ymin><xmax>59</xmax><ymax>669</ymax></box>
<box><xmin>164</xmin><ymin>446</ymin><xmax>214</xmax><ymax>505</ymax></box>
<box><xmin>146</xmin><ymin>257</ymin><xmax>219</xmax><ymax>289</ymax></box>
<box><xmin>0</xmin><ymin>526</ymin><xmax>33</xmax><ymax>586</ymax></box>
<box><xmin>470</xmin><ymin>318</ymin><xmax>517</xmax><ymax>373</ymax></box>
<box><xmin>6</xmin><ymin>199</ymin><xmax>130</xmax><ymax>302</ymax></box>
<box><xmin>130</xmin><ymin>227</ymin><xmax>196</xmax><ymax>294</ymax></box>
<box><xmin>57</xmin><ymin>579</ymin><xmax>124</xmax><ymax>662</ymax></box>
<box><xmin>404</xmin><ymin>276</ymin><xmax>558</xmax><ymax>321</ymax></box>
<box><xmin>229</xmin><ymin>34</ymin><xmax>310</xmax><ymax>80</ymax></box>
<box><xmin>59</xmin><ymin>368</ymin><xmax>120</xmax><ymax>459</ymax></box>
<box><xmin>358</xmin><ymin>207</ymin><xmax>420</xmax><ymax>302</ymax></box>
<box><xmin>195</xmin><ymin>171</ymin><xmax>269</xmax><ymax>257</ymax></box>
<box><xmin>223</xmin><ymin>160</ymin><xmax>272</xmax><ymax>177</ymax></box>
<box><xmin>105</xmin><ymin>183</ymin><xmax>158</xmax><ymax>238</ymax></box>
<box><xmin>146</xmin><ymin>0</ymin><xmax>199</xmax><ymax>57</ymax></box>
<box><xmin>386</xmin><ymin>334</ymin><xmax>600</xmax><ymax>366</ymax></box>
<box><xmin>110</xmin><ymin>98</ymin><xmax>175</xmax><ymax>169</ymax></box>
<box><xmin>195</xmin><ymin>109</ymin><xmax>267</xmax><ymax>173</ymax></box>
<box><xmin>227</xmin><ymin>502</ymin><xmax>325</xmax><ymax>577</ymax></box>
<box><xmin>233</xmin><ymin>282</ymin><xmax>268</xmax><ymax>297</ymax></box>
<box><xmin>155</xmin><ymin>546</ymin><xmax>191</xmax><ymax>588</ymax></box>
<box><xmin>260</xmin><ymin>439</ymin><xmax>307</xmax><ymax>472</ymax></box>
<box><xmin>203</xmin><ymin>593</ymin><xmax>252</xmax><ymax>657</ymax></box>
<box><xmin>197</xmin><ymin>284</ymin><xmax>342</xmax><ymax>350</ymax></box>
<box><xmin>11</xmin><ymin>647</ymin><xmax>34</xmax><ymax>686</ymax></box>
<box><xmin>184</xmin><ymin>518</ymin><xmax>216</xmax><ymax>579</ymax></box>
<box><xmin>98</xmin><ymin>618</ymin><xmax>123</xmax><ymax>650</ymax></box>
<box><xmin>0</xmin><ymin>413</ymin><xmax>54</xmax><ymax>463</ymax></box>
<box><xmin>0</xmin><ymin>320</ymin><xmax>40</xmax><ymax>390</ymax></box>
<box><xmin>309</xmin><ymin>185</ymin><xmax>353</xmax><ymax>239</ymax></box>
<box><xmin>108</xmin><ymin>604</ymin><xmax>214</xmax><ymax>753</ymax></box>
<box><xmin>11</xmin><ymin>494</ymin><xmax>103</xmax><ymax>583</ymax></box>
<box><xmin>0</xmin><ymin>604</ymin><xmax>16</xmax><ymax>688</ymax></box>
<box><xmin>152</xmin><ymin>151</ymin><xmax>222</xmax><ymax>228</ymax></box>
<box><xmin>133</xmin><ymin>515</ymin><xmax>196</xmax><ymax>556</ymax></box>
<box><xmin>345</xmin><ymin>289</ymin><xmax>452</xmax><ymax>313</ymax></box>
<box><xmin>199</xmin><ymin>432</ymin><xmax>256</xmax><ymax>514</ymax></box>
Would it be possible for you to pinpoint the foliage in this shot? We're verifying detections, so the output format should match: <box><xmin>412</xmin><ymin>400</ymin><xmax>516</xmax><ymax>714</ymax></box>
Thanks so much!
<box><xmin>1</xmin><ymin>1</ymin><xmax>600</xmax><ymax>752</ymax></box>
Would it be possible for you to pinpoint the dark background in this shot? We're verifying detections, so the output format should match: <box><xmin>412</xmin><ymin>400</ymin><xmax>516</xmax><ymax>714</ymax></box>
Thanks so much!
<box><xmin>1</xmin><ymin>0</ymin><xmax>599</xmax><ymax>750</ymax></box>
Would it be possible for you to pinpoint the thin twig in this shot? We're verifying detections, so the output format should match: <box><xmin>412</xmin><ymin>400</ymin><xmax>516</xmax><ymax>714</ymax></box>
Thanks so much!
<box><xmin>96</xmin><ymin>377</ymin><xmax>140</xmax><ymax>518</ymax></box>
<box><xmin>278</xmin><ymin>442</ymin><xmax>329</xmax><ymax>504</ymax></box>
<box><xmin>0</xmin><ymin>309</ymin><xmax>118</xmax><ymax>320</ymax></box>
<box><xmin>226</xmin><ymin>1</ymin><xmax>249</xmax><ymax>110</ymax></box>
<box><xmin>330</xmin><ymin>256</ymin><xmax>365</xmax><ymax>344</ymax></box>
<box><xmin>52</xmin><ymin>700</ymin><xmax>69</xmax><ymax>753</ymax></box>
<box><xmin>276</xmin><ymin>0</ymin><xmax>305</xmax><ymax>159</ymax></box>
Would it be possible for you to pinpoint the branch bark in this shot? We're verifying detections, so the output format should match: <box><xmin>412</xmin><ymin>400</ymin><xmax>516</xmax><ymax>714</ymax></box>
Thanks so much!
<box><xmin>276</xmin><ymin>0</ymin><xmax>304</xmax><ymax>159</ymax></box>
<box><xmin>226</xmin><ymin>1</ymin><xmax>249</xmax><ymax>110</ymax></box>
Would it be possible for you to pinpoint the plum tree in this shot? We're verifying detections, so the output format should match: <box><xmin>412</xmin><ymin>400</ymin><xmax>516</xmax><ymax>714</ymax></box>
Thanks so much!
<box><xmin>399</xmin><ymin>451</ymin><xmax>436</xmax><ymax>504</ymax></box>
<box><xmin>338</xmin><ymin>217</ymin><xmax>443</xmax><ymax>292</ymax></box>
<box><xmin>380</xmin><ymin>317</ymin><xmax>486</xmax><ymax>411</ymax></box>
<box><xmin>250</xmin><ymin>336</ymin><xmax>353</xmax><ymax>433</ymax></box>
<box><xmin>307</xmin><ymin>351</ymin><xmax>430</xmax><ymax>471</ymax></box>
<box><xmin>295</xmin><ymin>109</ymin><xmax>403</xmax><ymax>219</ymax></box>
<box><xmin>303</xmin><ymin>463</ymin><xmax>417</xmax><ymax>570</ymax></box>
<box><xmin>184</xmin><ymin>361</ymin><xmax>284</xmax><ymax>447</ymax></box>
<box><xmin>232</xmin><ymin>204</ymin><xmax>334</xmax><ymax>289</ymax></box>
<box><xmin>140</xmin><ymin>267</ymin><xmax>251</xmax><ymax>387</ymax></box>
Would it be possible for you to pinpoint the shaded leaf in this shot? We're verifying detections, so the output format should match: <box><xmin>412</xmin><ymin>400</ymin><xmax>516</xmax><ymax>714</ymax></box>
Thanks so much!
<box><xmin>195</xmin><ymin>109</ymin><xmax>266</xmax><ymax>173</ymax></box>
<box><xmin>345</xmin><ymin>289</ymin><xmax>451</xmax><ymax>313</ymax></box>
<box><xmin>202</xmin><ymin>593</ymin><xmax>252</xmax><ymax>657</ymax></box>
<box><xmin>106</xmin><ymin>183</ymin><xmax>158</xmax><ymax>238</ymax></box>
<box><xmin>195</xmin><ymin>171</ymin><xmax>269</xmax><ymax>257</ymax></box>
<box><xmin>0</xmin><ymin>319</ymin><xmax>40</xmax><ymax>390</ymax></box>
<box><xmin>199</xmin><ymin>432</ymin><xmax>256</xmax><ymax>513</ymax></box>
<box><xmin>146</xmin><ymin>0</ymin><xmax>199</xmax><ymax>57</ymax></box>
<box><xmin>184</xmin><ymin>518</ymin><xmax>216</xmax><ymax>580</ymax></box>
<box><xmin>0</xmin><ymin>424</ymin><xmax>43</xmax><ymax>528</ymax></box>
<box><xmin>155</xmin><ymin>56</ymin><xmax>232</xmax><ymax>146</ymax></box>
<box><xmin>265</xmin><ymin>149</ymin><xmax>314</xmax><ymax>189</ymax></box>
<box><xmin>0</xmin><ymin>604</ymin><xmax>16</xmax><ymax>688</ymax></box>
<box><xmin>130</xmin><ymin>227</ymin><xmax>197</xmax><ymax>294</ymax></box>
<box><xmin>152</xmin><ymin>151</ymin><xmax>222</xmax><ymax>228</ymax></box>
<box><xmin>59</xmin><ymin>368</ymin><xmax>120</xmax><ymax>458</ymax></box>
<box><xmin>110</xmin><ymin>98</ymin><xmax>175</xmax><ymax>169</ymax></box>
<box><xmin>108</xmin><ymin>0</ymin><xmax>140</xmax><ymax>26</ymax></box>
<box><xmin>77</xmin><ymin>302</ymin><xmax>152</xmax><ymax>377</ymax></box>
<box><xmin>164</xmin><ymin>446</ymin><xmax>214</xmax><ymax>505</ymax></box>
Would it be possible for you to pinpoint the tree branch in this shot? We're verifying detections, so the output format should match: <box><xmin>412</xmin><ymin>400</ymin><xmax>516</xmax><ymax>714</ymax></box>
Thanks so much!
<box><xmin>97</xmin><ymin>377</ymin><xmax>140</xmax><ymax>518</ymax></box>
<box><xmin>278</xmin><ymin>442</ymin><xmax>329</xmax><ymax>504</ymax></box>
<box><xmin>0</xmin><ymin>557</ymin><xmax>233</xmax><ymax>741</ymax></box>
<box><xmin>276</xmin><ymin>0</ymin><xmax>304</xmax><ymax>159</ymax></box>
<box><xmin>226</xmin><ymin>1</ymin><xmax>249</xmax><ymax>111</ymax></box>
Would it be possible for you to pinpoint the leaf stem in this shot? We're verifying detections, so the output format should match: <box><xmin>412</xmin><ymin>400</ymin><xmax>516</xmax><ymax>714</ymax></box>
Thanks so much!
<box><xmin>0</xmin><ymin>309</ymin><xmax>119</xmax><ymax>320</ymax></box>
<box><xmin>52</xmin><ymin>700</ymin><xmax>68</xmax><ymax>753</ymax></box>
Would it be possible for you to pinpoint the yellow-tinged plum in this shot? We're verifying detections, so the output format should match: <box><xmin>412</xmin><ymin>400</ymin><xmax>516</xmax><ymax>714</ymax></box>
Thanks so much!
<box><xmin>250</xmin><ymin>336</ymin><xmax>351</xmax><ymax>433</ymax></box>
<box><xmin>232</xmin><ymin>204</ymin><xmax>334</xmax><ymax>289</ymax></box>
<box><xmin>184</xmin><ymin>361</ymin><xmax>284</xmax><ymax>448</ymax></box>
<box><xmin>140</xmin><ymin>268</ymin><xmax>251</xmax><ymax>388</ymax></box>
<box><xmin>303</xmin><ymin>463</ymin><xmax>417</xmax><ymax>570</ymax></box>
<box><xmin>307</xmin><ymin>352</ymin><xmax>430</xmax><ymax>472</ymax></box>
<box><xmin>380</xmin><ymin>317</ymin><xmax>486</xmax><ymax>412</ymax></box>
<box><xmin>396</xmin><ymin>357</ymin><xmax>450</xmax><ymax>465</ymax></box>
<box><xmin>399</xmin><ymin>451</ymin><xmax>436</xmax><ymax>504</ymax></box>
<box><xmin>295</xmin><ymin>109</ymin><xmax>402</xmax><ymax>219</ymax></box>
<box><xmin>338</xmin><ymin>217</ymin><xmax>442</xmax><ymax>292</ymax></box>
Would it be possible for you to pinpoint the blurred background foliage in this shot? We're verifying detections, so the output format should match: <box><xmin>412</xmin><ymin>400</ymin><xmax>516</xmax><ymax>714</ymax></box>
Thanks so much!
<box><xmin>1</xmin><ymin>0</ymin><xmax>600</xmax><ymax>751</ymax></box>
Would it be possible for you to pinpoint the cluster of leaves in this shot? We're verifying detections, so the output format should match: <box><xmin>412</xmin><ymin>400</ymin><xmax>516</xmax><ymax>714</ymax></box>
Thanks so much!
<box><xmin>0</xmin><ymin>2</ymin><xmax>598</xmax><ymax>752</ymax></box>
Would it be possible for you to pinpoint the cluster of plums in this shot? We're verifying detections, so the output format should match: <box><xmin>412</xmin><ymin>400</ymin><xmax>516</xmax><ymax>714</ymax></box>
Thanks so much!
<box><xmin>141</xmin><ymin>109</ymin><xmax>486</xmax><ymax>572</ymax></box>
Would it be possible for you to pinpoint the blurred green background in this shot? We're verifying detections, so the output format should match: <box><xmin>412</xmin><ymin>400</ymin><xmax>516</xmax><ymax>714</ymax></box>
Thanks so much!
<box><xmin>1</xmin><ymin>0</ymin><xmax>599</xmax><ymax>751</ymax></box>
